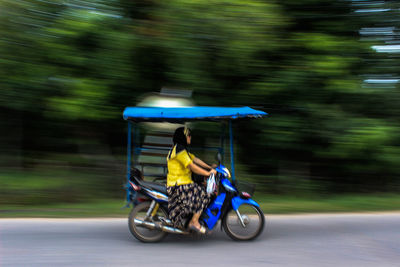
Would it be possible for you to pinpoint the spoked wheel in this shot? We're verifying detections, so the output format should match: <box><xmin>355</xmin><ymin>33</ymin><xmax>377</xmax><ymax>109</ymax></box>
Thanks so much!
<box><xmin>128</xmin><ymin>201</ymin><xmax>168</xmax><ymax>243</ymax></box>
<box><xmin>223</xmin><ymin>204</ymin><xmax>265</xmax><ymax>241</ymax></box>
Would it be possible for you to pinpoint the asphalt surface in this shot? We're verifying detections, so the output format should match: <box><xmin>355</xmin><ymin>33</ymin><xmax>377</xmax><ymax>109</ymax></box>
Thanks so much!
<box><xmin>1</xmin><ymin>213</ymin><xmax>400</xmax><ymax>267</ymax></box>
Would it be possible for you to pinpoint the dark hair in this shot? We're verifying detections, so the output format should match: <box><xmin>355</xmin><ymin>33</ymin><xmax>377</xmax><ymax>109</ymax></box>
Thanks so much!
<box><xmin>173</xmin><ymin>126</ymin><xmax>191</xmax><ymax>146</ymax></box>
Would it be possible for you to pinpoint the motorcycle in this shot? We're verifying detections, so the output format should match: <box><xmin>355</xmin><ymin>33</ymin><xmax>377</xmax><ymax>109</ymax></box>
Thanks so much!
<box><xmin>122</xmin><ymin>106</ymin><xmax>267</xmax><ymax>242</ymax></box>
<box><xmin>127</xmin><ymin>164</ymin><xmax>265</xmax><ymax>242</ymax></box>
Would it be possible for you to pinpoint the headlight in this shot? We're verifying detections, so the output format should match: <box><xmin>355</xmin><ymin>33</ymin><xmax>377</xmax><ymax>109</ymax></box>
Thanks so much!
<box><xmin>223</xmin><ymin>167</ymin><xmax>231</xmax><ymax>178</ymax></box>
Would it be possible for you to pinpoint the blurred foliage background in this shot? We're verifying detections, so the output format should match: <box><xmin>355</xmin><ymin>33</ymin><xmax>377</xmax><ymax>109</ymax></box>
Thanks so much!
<box><xmin>1</xmin><ymin>0</ymin><xmax>400</xmax><ymax>207</ymax></box>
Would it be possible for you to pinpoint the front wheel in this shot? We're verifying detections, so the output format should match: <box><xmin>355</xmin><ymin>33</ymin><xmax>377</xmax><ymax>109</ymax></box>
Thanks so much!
<box><xmin>128</xmin><ymin>201</ymin><xmax>168</xmax><ymax>243</ymax></box>
<box><xmin>222</xmin><ymin>204</ymin><xmax>265</xmax><ymax>241</ymax></box>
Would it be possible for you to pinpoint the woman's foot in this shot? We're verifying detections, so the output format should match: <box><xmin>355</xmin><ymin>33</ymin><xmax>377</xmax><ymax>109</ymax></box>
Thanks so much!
<box><xmin>188</xmin><ymin>222</ymin><xmax>207</xmax><ymax>234</ymax></box>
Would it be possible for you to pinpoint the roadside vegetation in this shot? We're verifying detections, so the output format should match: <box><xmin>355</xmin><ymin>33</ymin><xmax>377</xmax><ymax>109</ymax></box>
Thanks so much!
<box><xmin>1</xmin><ymin>170</ymin><xmax>399</xmax><ymax>218</ymax></box>
<box><xmin>2</xmin><ymin>194</ymin><xmax>400</xmax><ymax>218</ymax></box>
<box><xmin>2</xmin><ymin>1</ymin><xmax>400</xmax><ymax>212</ymax></box>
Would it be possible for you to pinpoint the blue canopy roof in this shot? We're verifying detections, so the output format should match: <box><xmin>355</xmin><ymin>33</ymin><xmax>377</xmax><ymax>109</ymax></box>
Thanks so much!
<box><xmin>123</xmin><ymin>106</ymin><xmax>267</xmax><ymax>122</ymax></box>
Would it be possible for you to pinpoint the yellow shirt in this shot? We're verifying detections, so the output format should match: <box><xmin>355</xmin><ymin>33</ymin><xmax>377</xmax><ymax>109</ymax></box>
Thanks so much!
<box><xmin>167</xmin><ymin>145</ymin><xmax>195</xmax><ymax>187</ymax></box>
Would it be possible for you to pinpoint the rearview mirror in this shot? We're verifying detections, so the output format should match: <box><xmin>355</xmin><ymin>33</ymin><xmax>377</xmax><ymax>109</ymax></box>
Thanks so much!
<box><xmin>216</xmin><ymin>152</ymin><xmax>222</xmax><ymax>164</ymax></box>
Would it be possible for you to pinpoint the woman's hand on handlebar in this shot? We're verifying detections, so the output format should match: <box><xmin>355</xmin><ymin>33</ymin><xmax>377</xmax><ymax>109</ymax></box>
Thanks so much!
<box><xmin>208</xmin><ymin>169</ymin><xmax>217</xmax><ymax>176</ymax></box>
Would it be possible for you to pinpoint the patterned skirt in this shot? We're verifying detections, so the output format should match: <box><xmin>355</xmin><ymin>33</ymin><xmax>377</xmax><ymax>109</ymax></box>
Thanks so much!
<box><xmin>167</xmin><ymin>183</ymin><xmax>211</xmax><ymax>229</ymax></box>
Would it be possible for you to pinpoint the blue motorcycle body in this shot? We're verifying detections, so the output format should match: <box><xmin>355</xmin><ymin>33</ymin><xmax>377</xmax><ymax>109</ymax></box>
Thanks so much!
<box><xmin>200</xmin><ymin>166</ymin><xmax>261</xmax><ymax>230</ymax></box>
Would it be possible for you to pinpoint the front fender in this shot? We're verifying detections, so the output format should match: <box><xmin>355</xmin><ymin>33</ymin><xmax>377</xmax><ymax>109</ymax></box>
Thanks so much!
<box><xmin>231</xmin><ymin>196</ymin><xmax>260</xmax><ymax>211</ymax></box>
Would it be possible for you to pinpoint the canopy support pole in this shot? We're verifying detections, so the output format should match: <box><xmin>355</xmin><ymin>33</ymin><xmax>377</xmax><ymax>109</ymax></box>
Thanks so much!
<box><xmin>125</xmin><ymin>121</ymin><xmax>132</xmax><ymax>205</ymax></box>
<box><xmin>220</xmin><ymin>123</ymin><xmax>225</xmax><ymax>163</ymax></box>
<box><xmin>229</xmin><ymin>120</ymin><xmax>236</xmax><ymax>182</ymax></box>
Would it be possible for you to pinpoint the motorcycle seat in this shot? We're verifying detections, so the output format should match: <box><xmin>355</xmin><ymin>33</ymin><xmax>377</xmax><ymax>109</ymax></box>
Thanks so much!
<box><xmin>140</xmin><ymin>181</ymin><xmax>167</xmax><ymax>195</ymax></box>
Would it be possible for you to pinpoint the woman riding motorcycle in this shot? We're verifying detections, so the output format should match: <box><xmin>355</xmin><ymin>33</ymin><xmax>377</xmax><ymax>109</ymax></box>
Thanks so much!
<box><xmin>166</xmin><ymin>127</ymin><xmax>217</xmax><ymax>234</ymax></box>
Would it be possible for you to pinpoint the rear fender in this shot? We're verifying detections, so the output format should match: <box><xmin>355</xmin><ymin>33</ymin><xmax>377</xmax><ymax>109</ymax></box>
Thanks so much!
<box><xmin>231</xmin><ymin>196</ymin><xmax>260</xmax><ymax>211</ymax></box>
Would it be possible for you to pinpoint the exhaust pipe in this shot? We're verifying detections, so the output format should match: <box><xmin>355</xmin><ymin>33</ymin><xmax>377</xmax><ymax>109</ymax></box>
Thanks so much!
<box><xmin>134</xmin><ymin>219</ymin><xmax>189</xmax><ymax>234</ymax></box>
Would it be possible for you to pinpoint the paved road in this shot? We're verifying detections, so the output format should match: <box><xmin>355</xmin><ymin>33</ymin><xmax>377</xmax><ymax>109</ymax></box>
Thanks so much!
<box><xmin>1</xmin><ymin>213</ymin><xmax>400</xmax><ymax>266</ymax></box>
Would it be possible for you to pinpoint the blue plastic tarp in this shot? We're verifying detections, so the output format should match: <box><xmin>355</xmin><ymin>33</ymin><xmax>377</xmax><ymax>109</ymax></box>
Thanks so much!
<box><xmin>123</xmin><ymin>106</ymin><xmax>267</xmax><ymax>122</ymax></box>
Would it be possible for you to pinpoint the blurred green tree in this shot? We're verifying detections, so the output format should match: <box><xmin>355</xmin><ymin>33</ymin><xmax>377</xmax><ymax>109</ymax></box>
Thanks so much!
<box><xmin>1</xmin><ymin>0</ymin><xmax>400</xmax><ymax>204</ymax></box>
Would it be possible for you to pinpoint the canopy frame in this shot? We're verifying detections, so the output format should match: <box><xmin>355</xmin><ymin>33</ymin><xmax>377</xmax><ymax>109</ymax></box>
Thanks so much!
<box><xmin>124</xmin><ymin>106</ymin><xmax>267</xmax><ymax>206</ymax></box>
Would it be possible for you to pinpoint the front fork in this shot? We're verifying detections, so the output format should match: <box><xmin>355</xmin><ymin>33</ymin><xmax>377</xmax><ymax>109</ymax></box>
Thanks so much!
<box><xmin>231</xmin><ymin>196</ymin><xmax>260</xmax><ymax>228</ymax></box>
<box><xmin>235</xmin><ymin>209</ymin><xmax>246</xmax><ymax>228</ymax></box>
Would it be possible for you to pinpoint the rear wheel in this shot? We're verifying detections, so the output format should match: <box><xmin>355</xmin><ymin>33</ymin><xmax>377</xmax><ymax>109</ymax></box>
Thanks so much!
<box><xmin>128</xmin><ymin>201</ymin><xmax>168</xmax><ymax>243</ymax></box>
<box><xmin>223</xmin><ymin>204</ymin><xmax>265</xmax><ymax>241</ymax></box>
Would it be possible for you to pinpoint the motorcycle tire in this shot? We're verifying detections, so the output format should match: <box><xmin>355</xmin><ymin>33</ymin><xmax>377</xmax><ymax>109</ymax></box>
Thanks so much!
<box><xmin>222</xmin><ymin>204</ymin><xmax>265</xmax><ymax>241</ymax></box>
<box><xmin>128</xmin><ymin>201</ymin><xmax>168</xmax><ymax>243</ymax></box>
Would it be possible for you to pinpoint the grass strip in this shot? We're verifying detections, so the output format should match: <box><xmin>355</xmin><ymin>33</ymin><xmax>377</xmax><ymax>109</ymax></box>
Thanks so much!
<box><xmin>1</xmin><ymin>194</ymin><xmax>400</xmax><ymax>218</ymax></box>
